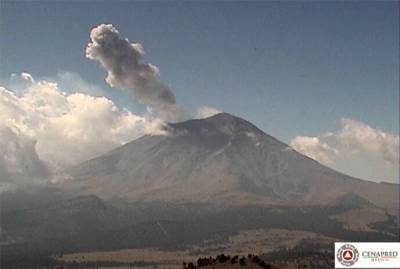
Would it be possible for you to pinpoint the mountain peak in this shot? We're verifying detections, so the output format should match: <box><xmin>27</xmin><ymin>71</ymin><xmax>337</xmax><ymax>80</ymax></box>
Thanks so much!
<box><xmin>205</xmin><ymin>112</ymin><xmax>243</xmax><ymax>122</ymax></box>
<box><xmin>169</xmin><ymin>112</ymin><xmax>264</xmax><ymax>136</ymax></box>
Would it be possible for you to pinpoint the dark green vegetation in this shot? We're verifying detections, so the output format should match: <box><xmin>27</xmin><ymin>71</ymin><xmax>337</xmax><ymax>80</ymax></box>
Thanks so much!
<box><xmin>184</xmin><ymin>254</ymin><xmax>272</xmax><ymax>269</ymax></box>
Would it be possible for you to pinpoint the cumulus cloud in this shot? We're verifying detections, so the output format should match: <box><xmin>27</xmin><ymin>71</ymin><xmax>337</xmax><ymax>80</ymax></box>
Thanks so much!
<box><xmin>20</xmin><ymin>72</ymin><xmax>35</xmax><ymax>83</ymax></box>
<box><xmin>0</xmin><ymin>123</ymin><xmax>48</xmax><ymax>183</ymax></box>
<box><xmin>0</xmin><ymin>76</ymin><xmax>166</xmax><ymax>171</ymax></box>
<box><xmin>86</xmin><ymin>24</ymin><xmax>186</xmax><ymax>122</ymax></box>
<box><xmin>336</xmin><ymin>118</ymin><xmax>399</xmax><ymax>165</ymax></box>
<box><xmin>290</xmin><ymin>136</ymin><xmax>339</xmax><ymax>165</ymax></box>
<box><xmin>11</xmin><ymin>72</ymin><xmax>35</xmax><ymax>83</ymax></box>
<box><xmin>290</xmin><ymin>118</ymin><xmax>399</xmax><ymax>181</ymax></box>
<box><xmin>196</xmin><ymin>106</ymin><xmax>221</xmax><ymax>119</ymax></box>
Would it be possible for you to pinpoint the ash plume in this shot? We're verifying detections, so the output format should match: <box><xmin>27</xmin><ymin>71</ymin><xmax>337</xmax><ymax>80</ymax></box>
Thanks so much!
<box><xmin>86</xmin><ymin>24</ymin><xmax>187</xmax><ymax>122</ymax></box>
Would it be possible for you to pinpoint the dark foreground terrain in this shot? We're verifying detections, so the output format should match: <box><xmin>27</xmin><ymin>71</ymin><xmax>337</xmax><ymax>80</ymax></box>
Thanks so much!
<box><xmin>1</xmin><ymin>191</ymin><xmax>398</xmax><ymax>268</ymax></box>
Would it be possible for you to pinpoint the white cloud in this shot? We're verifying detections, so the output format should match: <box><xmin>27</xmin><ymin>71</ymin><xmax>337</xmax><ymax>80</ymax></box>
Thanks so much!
<box><xmin>20</xmin><ymin>72</ymin><xmax>35</xmax><ymax>83</ymax></box>
<box><xmin>290</xmin><ymin>119</ymin><xmax>399</xmax><ymax>167</ymax></box>
<box><xmin>290</xmin><ymin>136</ymin><xmax>338</xmax><ymax>165</ymax></box>
<box><xmin>0</xmin><ymin>122</ymin><xmax>48</xmax><ymax>183</ymax></box>
<box><xmin>86</xmin><ymin>24</ymin><xmax>187</xmax><ymax>122</ymax></box>
<box><xmin>196</xmin><ymin>106</ymin><xmax>221</xmax><ymax>119</ymax></box>
<box><xmin>0</xmin><ymin>76</ymin><xmax>166</xmax><ymax>171</ymax></box>
<box><xmin>336</xmin><ymin>118</ymin><xmax>399</xmax><ymax>165</ymax></box>
<box><xmin>290</xmin><ymin>118</ymin><xmax>399</xmax><ymax>182</ymax></box>
<box><xmin>10</xmin><ymin>72</ymin><xmax>35</xmax><ymax>83</ymax></box>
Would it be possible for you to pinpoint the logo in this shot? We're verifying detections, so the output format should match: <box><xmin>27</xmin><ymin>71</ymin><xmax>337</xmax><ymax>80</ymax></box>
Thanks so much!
<box><xmin>337</xmin><ymin>244</ymin><xmax>360</xmax><ymax>267</ymax></box>
<box><xmin>362</xmin><ymin>250</ymin><xmax>398</xmax><ymax>262</ymax></box>
<box><xmin>335</xmin><ymin>242</ymin><xmax>400</xmax><ymax>268</ymax></box>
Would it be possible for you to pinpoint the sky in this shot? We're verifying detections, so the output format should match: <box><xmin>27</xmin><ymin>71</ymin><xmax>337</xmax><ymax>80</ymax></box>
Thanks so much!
<box><xmin>0</xmin><ymin>1</ymin><xmax>398</xmax><ymax>183</ymax></box>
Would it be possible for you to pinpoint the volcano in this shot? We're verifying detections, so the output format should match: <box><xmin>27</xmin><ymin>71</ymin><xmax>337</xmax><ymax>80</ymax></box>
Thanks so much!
<box><xmin>3</xmin><ymin>113</ymin><xmax>398</xmax><ymax>267</ymax></box>
<box><xmin>67</xmin><ymin>113</ymin><xmax>397</xmax><ymax>212</ymax></box>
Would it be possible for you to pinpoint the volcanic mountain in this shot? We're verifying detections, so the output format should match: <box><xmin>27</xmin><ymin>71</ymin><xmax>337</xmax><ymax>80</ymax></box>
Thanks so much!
<box><xmin>67</xmin><ymin>113</ymin><xmax>397</xmax><ymax>213</ymax></box>
<box><xmin>3</xmin><ymin>113</ymin><xmax>398</xmax><ymax>267</ymax></box>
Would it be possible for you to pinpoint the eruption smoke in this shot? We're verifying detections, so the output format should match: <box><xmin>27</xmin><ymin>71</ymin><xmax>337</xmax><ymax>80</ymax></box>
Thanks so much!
<box><xmin>86</xmin><ymin>24</ymin><xmax>186</xmax><ymax>122</ymax></box>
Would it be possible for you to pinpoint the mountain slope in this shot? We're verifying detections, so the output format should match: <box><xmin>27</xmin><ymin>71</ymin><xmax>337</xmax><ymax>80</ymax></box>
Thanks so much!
<box><xmin>67</xmin><ymin>113</ymin><xmax>398</xmax><ymax>212</ymax></box>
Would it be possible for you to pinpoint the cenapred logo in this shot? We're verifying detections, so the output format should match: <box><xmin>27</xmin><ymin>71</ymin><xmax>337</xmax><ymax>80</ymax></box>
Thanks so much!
<box><xmin>335</xmin><ymin>242</ymin><xmax>400</xmax><ymax>268</ymax></box>
<box><xmin>336</xmin><ymin>244</ymin><xmax>360</xmax><ymax>267</ymax></box>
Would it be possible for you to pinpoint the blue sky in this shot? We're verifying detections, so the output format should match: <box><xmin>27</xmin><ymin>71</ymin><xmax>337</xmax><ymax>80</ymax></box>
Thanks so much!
<box><xmin>0</xmin><ymin>1</ymin><xmax>398</xmax><ymax>182</ymax></box>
